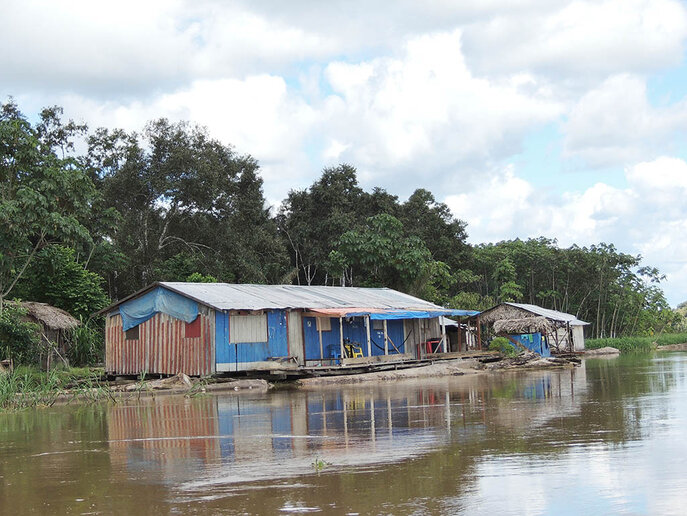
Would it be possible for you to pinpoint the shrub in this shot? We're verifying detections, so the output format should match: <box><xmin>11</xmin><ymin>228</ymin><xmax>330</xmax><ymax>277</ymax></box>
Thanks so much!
<box><xmin>489</xmin><ymin>337</ymin><xmax>518</xmax><ymax>357</ymax></box>
<box><xmin>586</xmin><ymin>333</ymin><xmax>687</xmax><ymax>353</ymax></box>
<box><xmin>68</xmin><ymin>320</ymin><xmax>104</xmax><ymax>367</ymax></box>
<box><xmin>0</xmin><ymin>302</ymin><xmax>40</xmax><ymax>365</ymax></box>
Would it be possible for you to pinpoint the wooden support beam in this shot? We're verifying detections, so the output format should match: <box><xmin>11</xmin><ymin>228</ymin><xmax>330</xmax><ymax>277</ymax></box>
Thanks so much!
<box><xmin>457</xmin><ymin>316</ymin><xmax>462</xmax><ymax>352</ymax></box>
<box><xmin>366</xmin><ymin>315</ymin><xmax>372</xmax><ymax>358</ymax></box>
<box><xmin>318</xmin><ymin>320</ymin><xmax>324</xmax><ymax>366</ymax></box>
<box><xmin>477</xmin><ymin>315</ymin><xmax>482</xmax><ymax>351</ymax></box>
<box><xmin>339</xmin><ymin>316</ymin><xmax>345</xmax><ymax>362</ymax></box>
<box><xmin>383</xmin><ymin>319</ymin><xmax>389</xmax><ymax>355</ymax></box>
<box><xmin>440</xmin><ymin>317</ymin><xmax>447</xmax><ymax>353</ymax></box>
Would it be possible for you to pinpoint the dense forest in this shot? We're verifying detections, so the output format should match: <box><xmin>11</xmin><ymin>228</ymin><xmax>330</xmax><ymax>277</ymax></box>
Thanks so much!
<box><xmin>1</xmin><ymin>101</ymin><xmax>683</xmax><ymax>341</ymax></box>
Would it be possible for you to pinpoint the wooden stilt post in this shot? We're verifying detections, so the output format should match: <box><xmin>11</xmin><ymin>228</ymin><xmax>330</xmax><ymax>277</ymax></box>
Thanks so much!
<box><xmin>440</xmin><ymin>317</ymin><xmax>447</xmax><ymax>353</ymax></box>
<box><xmin>339</xmin><ymin>316</ymin><xmax>345</xmax><ymax>363</ymax></box>
<box><xmin>318</xmin><ymin>319</ymin><xmax>324</xmax><ymax>366</ymax></box>
<box><xmin>366</xmin><ymin>315</ymin><xmax>372</xmax><ymax>358</ymax></box>
<box><xmin>477</xmin><ymin>315</ymin><xmax>482</xmax><ymax>351</ymax></box>
<box><xmin>383</xmin><ymin>320</ymin><xmax>389</xmax><ymax>355</ymax></box>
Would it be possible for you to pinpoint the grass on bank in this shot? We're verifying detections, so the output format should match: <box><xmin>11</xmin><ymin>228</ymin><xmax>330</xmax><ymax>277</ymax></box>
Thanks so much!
<box><xmin>0</xmin><ymin>366</ymin><xmax>110</xmax><ymax>411</ymax></box>
<box><xmin>586</xmin><ymin>333</ymin><xmax>687</xmax><ymax>353</ymax></box>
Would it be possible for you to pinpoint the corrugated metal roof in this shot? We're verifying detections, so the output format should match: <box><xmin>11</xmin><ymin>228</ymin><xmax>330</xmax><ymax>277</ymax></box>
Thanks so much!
<box><xmin>504</xmin><ymin>302</ymin><xmax>589</xmax><ymax>326</ymax></box>
<box><xmin>158</xmin><ymin>282</ymin><xmax>452</xmax><ymax>312</ymax></box>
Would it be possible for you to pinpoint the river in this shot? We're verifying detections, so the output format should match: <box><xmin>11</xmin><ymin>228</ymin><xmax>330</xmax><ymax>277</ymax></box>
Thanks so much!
<box><xmin>2</xmin><ymin>353</ymin><xmax>687</xmax><ymax>515</ymax></box>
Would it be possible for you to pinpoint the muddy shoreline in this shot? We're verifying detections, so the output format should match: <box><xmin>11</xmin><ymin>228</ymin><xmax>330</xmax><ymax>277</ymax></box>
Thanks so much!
<box><xmin>5</xmin><ymin>351</ymin><xmax>603</xmax><ymax>408</ymax></box>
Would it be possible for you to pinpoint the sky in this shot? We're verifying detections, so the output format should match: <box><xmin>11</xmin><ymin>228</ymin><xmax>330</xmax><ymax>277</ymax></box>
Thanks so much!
<box><xmin>2</xmin><ymin>0</ymin><xmax>687</xmax><ymax>305</ymax></box>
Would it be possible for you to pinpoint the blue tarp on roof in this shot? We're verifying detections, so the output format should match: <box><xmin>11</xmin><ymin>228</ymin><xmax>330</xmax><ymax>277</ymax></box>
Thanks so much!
<box><xmin>119</xmin><ymin>286</ymin><xmax>198</xmax><ymax>331</ymax></box>
<box><xmin>366</xmin><ymin>309</ymin><xmax>479</xmax><ymax>320</ymax></box>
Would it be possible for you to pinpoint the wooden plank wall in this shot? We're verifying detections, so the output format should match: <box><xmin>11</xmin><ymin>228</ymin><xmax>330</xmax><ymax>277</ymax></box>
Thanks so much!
<box><xmin>105</xmin><ymin>311</ymin><xmax>215</xmax><ymax>376</ymax></box>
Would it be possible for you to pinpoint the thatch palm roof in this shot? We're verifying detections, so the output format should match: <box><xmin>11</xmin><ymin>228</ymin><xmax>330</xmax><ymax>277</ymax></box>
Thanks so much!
<box><xmin>493</xmin><ymin>316</ymin><xmax>552</xmax><ymax>335</ymax></box>
<box><xmin>21</xmin><ymin>302</ymin><xmax>80</xmax><ymax>330</ymax></box>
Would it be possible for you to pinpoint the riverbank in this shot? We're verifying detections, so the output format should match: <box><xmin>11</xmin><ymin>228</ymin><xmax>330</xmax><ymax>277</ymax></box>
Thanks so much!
<box><xmin>1</xmin><ymin>352</ymin><xmax>587</xmax><ymax>409</ymax></box>
<box><xmin>585</xmin><ymin>333</ymin><xmax>687</xmax><ymax>353</ymax></box>
<box><xmin>8</xmin><ymin>343</ymin><xmax>684</xmax><ymax>408</ymax></box>
<box><xmin>0</xmin><ymin>367</ymin><xmax>273</xmax><ymax>410</ymax></box>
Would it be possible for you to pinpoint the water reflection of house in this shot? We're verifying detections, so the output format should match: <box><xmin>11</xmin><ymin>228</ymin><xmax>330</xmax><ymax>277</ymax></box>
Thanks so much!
<box><xmin>107</xmin><ymin>371</ymin><xmax>587</xmax><ymax>482</ymax></box>
<box><xmin>108</xmin><ymin>397</ymin><xmax>221</xmax><ymax>473</ymax></box>
<box><xmin>490</xmin><ymin>364</ymin><xmax>588</xmax><ymax>430</ymax></box>
<box><xmin>107</xmin><ymin>387</ymin><xmax>465</xmax><ymax>476</ymax></box>
<box><xmin>100</xmin><ymin>283</ymin><xmax>478</xmax><ymax>376</ymax></box>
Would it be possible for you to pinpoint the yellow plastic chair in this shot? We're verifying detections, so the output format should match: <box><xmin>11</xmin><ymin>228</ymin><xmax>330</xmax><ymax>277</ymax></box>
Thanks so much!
<box><xmin>345</xmin><ymin>343</ymin><xmax>364</xmax><ymax>358</ymax></box>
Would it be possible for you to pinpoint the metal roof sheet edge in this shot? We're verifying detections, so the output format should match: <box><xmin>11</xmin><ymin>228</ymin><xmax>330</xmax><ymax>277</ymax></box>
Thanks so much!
<box><xmin>97</xmin><ymin>282</ymin><xmax>476</xmax><ymax>315</ymax></box>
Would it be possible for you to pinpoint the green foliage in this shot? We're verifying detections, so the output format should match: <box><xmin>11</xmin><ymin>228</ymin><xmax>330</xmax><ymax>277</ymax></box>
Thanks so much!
<box><xmin>0</xmin><ymin>102</ymin><xmax>97</xmax><ymax>306</ymax></box>
<box><xmin>88</xmin><ymin>118</ymin><xmax>287</xmax><ymax>295</ymax></box>
<box><xmin>488</xmin><ymin>337</ymin><xmax>518</xmax><ymax>357</ymax></box>
<box><xmin>332</xmin><ymin>213</ymin><xmax>453</xmax><ymax>298</ymax></box>
<box><xmin>470</xmin><ymin>238</ymin><xmax>675</xmax><ymax>338</ymax></box>
<box><xmin>586</xmin><ymin>333</ymin><xmax>687</xmax><ymax>353</ymax></box>
<box><xmin>13</xmin><ymin>245</ymin><xmax>109</xmax><ymax>319</ymax></box>
<box><xmin>1</xmin><ymin>101</ymin><xmax>678</xmax><ymax>346</ymax></box>
<box><xmin>448</xmin><ymin>292</ymin><xmax>496</xmax><ymax>312</ymax></box>
<box><xmin>0</xmin><ymin>302</ymin><xmax>40</xmax><ymax>365</ymax></box>
<box><xmin>68</xmin><ymin>321</ymin><xmax>104</xmax><ymax>367</ymax></box>
<box><xmin>186</xmin><ymin>272</ymin><xmax>218</xmax><ymax>283</ymax></box>
<box><xmin>492</xmin><ymin>258</ymin><xmax>522</xmax><ymax>302</ymax></box>
<box><xmin>0</xmin><ymin>365</ymin><xmax>108</xmax><ymax>411</ymax></box>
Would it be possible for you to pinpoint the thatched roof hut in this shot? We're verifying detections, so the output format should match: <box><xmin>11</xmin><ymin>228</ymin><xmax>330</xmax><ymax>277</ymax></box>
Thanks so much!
<box><xmin>20</xmin><ymin>302</ymin><xmax>80</xmax><ymax>368</ymax></box>
<box><xmin>476</xmin><ymin>302</ymin><xmax>589</xmax><ymax>352</ymax></box>
<box><xmin>21</xmin><ymin>302</ymin><xmax>80</xmax><ymax>331</ymax></box>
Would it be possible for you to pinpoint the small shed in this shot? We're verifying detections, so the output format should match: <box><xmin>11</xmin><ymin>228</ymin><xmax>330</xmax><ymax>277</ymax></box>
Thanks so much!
<box><xmin>99</xmin><ymin>282</ymin><xmax>478</xmax><ymax>376</ymax></box>
<box><xmin>21</xmin><ymin>302</ymin><xmax>81</xmax><ymax>366</ymax></box>
<box><xmin>477</xmin><ymin>302</ymin><xmax>589</xmax><ymax>352</ymax></box>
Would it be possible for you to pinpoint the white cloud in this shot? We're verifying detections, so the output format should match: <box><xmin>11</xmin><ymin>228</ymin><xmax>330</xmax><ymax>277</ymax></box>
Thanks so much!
<box><xmin>564</xmin><ymin>75</ymin><xmax>687</xmax><ymax>166</ymax></box>
<box><xmin>0</xmin><ymin>0</ymin><xmax>337</xmax><ymax>98</ymax></box>
<box><xmin>321</xmin><ymin>30</ymin><xmax>562</xmax><ymax>191</ymax></box>
<box><xmin>463</xmin><ymin>0</ymin><xmax>687</xmax><ymax>82</ymax></box>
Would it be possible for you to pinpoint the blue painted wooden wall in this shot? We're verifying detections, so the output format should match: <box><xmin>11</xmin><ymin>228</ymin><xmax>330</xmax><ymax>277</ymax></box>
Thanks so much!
<box><xmin>215</xmin><ymin>310</ymin><xmax>288</xmax><ymax>366</ymax></box>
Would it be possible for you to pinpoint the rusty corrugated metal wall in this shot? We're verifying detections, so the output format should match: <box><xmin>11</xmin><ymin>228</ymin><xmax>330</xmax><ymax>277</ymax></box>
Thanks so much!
<box><xmin>105</xmin><ymin>311</ymin><xmax>215</xmax><ymax>376</ymax></box>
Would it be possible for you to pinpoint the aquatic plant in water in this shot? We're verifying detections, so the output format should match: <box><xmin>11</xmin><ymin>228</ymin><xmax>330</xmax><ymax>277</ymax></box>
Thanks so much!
<box><xmin>311</xmin><ymin>457</ymin><xmax>331</xmax><ymax>472</ymax></box>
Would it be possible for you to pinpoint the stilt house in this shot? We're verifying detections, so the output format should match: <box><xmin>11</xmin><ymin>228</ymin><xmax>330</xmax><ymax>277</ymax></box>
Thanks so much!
<box><xmin>101</xmin><ymin>282</ymin><xmax>477</xmax><ymax>376</ymax></box>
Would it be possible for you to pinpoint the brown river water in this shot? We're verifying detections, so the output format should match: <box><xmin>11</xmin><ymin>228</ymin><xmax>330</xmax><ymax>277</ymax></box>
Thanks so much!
<box><xmin>2</xmin><ymin>353</ymin><xmax>687</xmax><ymax>515</ymax></box>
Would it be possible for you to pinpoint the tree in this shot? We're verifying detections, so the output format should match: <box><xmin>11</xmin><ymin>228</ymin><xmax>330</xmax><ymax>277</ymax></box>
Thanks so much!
<box><xmin>330</xmin><ymin>213</ymin><xmax>453</xmax><ymax>300</ymax></box>
<box><xmin>278</xmin><ymin>164</ymin><xmax>368</xmax><ymax>285</ymax></box>
<box><xmin>491</xmin><ymin>258</ymin><xmax>523</xmax><ymax>302</ymax></box>
<box><xmin>13</xmin><ymin>246</ymin><xmax>108</xmax><ymax>319</ymax></box>
<box><xmin>87</xmin><ymin>118</ymin><xmax>288</xmax><ymax>297</ymax></box>
<box><xmin>399</xmin><ymin>189</ymin><xmax>471</xmax><ymax>272</ymax></box>
<box><xmin>0</xmin><ymin>102</ymin><xmax>97</xmax><ymax>310</ymax></box>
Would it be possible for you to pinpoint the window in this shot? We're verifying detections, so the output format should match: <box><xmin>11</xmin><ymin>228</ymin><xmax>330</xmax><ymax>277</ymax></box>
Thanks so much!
<box><xmin>316</xmin><ymin>317</ymin><xmax>332</xmax><ymax>332</ymax></box>
<box><xmin>372</xmin><ymin>320</ymin><xmax>384</xmax><ymax>331</ymax></box>
<box><xmin>230</xmin><ymin>314</ymin><xmax>268</xmax><ymax>343</ymax></box>
<box><xmin>125</xmin><ymin>326</ymin><xmax>139</xmax><ymax>340</ymax></box>
<box><xmin>185</xmin><ymin>317</ymin><xmax>201</xmax><ymax>338</ymax></box>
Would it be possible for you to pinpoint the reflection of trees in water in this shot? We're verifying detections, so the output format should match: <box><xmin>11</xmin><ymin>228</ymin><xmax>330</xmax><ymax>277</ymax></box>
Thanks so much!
<box><xmin>570</xmin><ymin>354</ymin><xmax>680</xmax><ymax>443</ymax></box>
